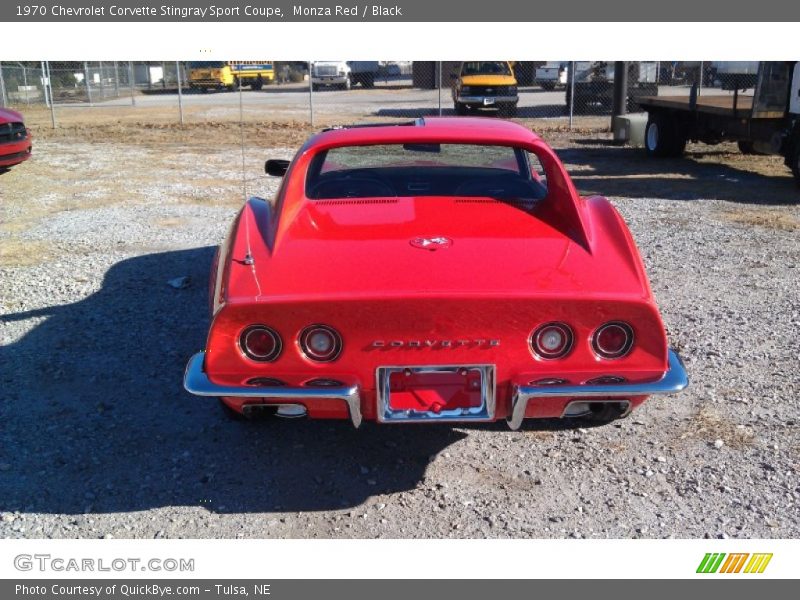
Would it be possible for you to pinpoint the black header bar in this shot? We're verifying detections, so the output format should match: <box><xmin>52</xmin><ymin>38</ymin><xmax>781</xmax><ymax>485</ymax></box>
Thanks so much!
<box><xmin>2</xmin><ymin>0</ymin><xmax>798</xmax><ymax>22</ymax></box>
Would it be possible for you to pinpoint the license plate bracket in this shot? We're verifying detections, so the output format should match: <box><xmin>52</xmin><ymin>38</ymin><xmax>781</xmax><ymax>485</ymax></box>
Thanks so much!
<box><xmin>376</xmin><ymin>365</ymin><xmax>495</xmax><ymax>423</ymax></box>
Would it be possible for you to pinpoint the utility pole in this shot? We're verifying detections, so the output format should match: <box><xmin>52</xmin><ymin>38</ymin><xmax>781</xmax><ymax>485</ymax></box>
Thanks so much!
<box><xmin>612</xmin><ymin>61</ymin><xmax>628</xmax><ymax>119</ymax></box>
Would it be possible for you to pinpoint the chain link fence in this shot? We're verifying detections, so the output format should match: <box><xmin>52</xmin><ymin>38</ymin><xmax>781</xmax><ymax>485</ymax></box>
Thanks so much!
<box><xmin>0</xmin><ymin>61</ymin><xmax>760</xmax><ymax>129</ymax></box>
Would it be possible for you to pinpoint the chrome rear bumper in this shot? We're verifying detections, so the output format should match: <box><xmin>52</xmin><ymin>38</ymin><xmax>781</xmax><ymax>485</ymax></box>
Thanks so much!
<box><xmin>183</xmin><ymin>352</ymin><xmax>362</xmax><ymax>427</ymax></box>
<box><xmin>507</xmin><ymin>349</ymin><xmax>689</xmax><ymax>430</ymax></box>
<box><xmin>184</xmin><ymin>349</ymin><xmax>688</xmax><ymax>430</ymax></box>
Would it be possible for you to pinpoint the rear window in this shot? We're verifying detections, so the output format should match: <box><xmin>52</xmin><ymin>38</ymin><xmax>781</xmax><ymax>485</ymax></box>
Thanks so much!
<box><xmin>306</xmin><ymin>143</ymin><xmax>547</xmax><ymax>201</ymax></box>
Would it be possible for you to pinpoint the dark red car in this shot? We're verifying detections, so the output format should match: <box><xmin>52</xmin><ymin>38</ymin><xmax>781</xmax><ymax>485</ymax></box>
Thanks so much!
<box><xmin>184</xmin><ymin>118</ymin><xmax>688</xmax><ymax>429</ymax></box>
<box><xmin>0</xmin><ymin>107</ymin><xmax>32</xmax><ymax>168</ymax></box>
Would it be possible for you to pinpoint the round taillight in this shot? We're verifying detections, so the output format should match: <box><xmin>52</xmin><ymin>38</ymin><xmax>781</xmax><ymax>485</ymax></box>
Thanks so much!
<box><xmin>299</xmin><ymin>325</ymin><xmax>342</xmax><ymax>362</ymax></box>
<box><xmin>593</xmin><ymin>322</ymin><xmax>634</xmax><ymax>359</ymax></box>
<box><xmin>530</xmin><ymin>322</ymin><xmax>574</xmax><ymax>360</ymax></box>
<box><xmin>240</xmin><ymin>325</ymin><xmax>282</xmax><ymax>362</ymax></box>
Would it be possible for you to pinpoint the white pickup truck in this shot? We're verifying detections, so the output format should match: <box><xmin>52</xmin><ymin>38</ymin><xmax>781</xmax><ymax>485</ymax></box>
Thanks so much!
<box><xmin>535</xmin><ymin>62</ymin><xmax>568</xmax><ymax>90</ymax></box>
<box><xmin>311</xmin><ymin>61</ymin><xmax>380</xmax><ymax>90</ymax></box>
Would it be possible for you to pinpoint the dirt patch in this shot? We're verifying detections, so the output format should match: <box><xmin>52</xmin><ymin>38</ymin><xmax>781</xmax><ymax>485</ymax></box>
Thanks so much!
<box><xmin>33</xmin><ymin>119</ymin><xmax>317</xmax><ymax>149</ymax></box>
<box><xmin>679</xmin><ymin>407</ymin><xmax>756</xmax><ymax>450</ymax></box>
<box><xmin>717</xmin><ymin>208</ymin><xmax>799</xmax><ymax>231</ymax></box>
<box><xmin>0</xmin><ymin>239</ymin><xmax>51</xmax><ymax>268</ymax></box>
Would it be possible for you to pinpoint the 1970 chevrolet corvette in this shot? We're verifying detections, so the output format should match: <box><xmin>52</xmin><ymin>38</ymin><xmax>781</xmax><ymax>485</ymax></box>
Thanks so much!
<box><xmin>184</xmin><ymin>117</ymin><xmax>688</xmax><ymax>429</ymax></box>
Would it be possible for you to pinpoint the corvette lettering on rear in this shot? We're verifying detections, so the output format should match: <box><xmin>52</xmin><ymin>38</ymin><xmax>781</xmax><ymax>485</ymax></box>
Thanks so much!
<box><xmin>372</xmin><ymin>339</ymin><xmax>500</xmax><ymax>348</ymax></box>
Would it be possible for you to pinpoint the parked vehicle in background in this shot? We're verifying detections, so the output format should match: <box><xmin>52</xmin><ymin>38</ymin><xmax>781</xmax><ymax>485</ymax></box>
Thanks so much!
<box><xmin>566</xmin><ymin>61</ymin><xmax>658</xmax><ymax>112</ymax></box>
<box><xmin>311</xmin><ymin>61</ymin><xmax>380</xmax><ymax>90</ymax></box>
<box><xmin>187</xmin><ymin>61</ymin><xmax>275</xmax><ymax>91</ymax></box>
<box><xmin>0</xmin><ymin>107</ymin><xmax>32</xmax><ymax>168</ymax></box>
<box><xmin>452</xmin><ymin>61</ymin><xmax>519</xmax><ymax>117</ymax></box>
<box><xmin>709</xmin><ymin>61</ymin><xmax>759</xmax><ymax>90</ymax></box>
<box><xmin>640</xmin><ymin>61</ymin><xmax>800</xmax><ymax>186</ymax></box>
<box><xmin>535</xmin><ymin>62</ymin><xmax>569</xmax><ymax>90</ymax></box>
<box><xmin>183</xmin><ymin>117</ymin><xmax>689</xmax><ymax>428</ymax></box>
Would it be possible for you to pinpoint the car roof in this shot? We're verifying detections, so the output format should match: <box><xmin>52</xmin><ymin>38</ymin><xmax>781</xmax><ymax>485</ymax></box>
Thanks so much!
<box><xmin>308</xmin><ymin>117</ymin><xmax>542</xmax><ymax>148</ymax></box>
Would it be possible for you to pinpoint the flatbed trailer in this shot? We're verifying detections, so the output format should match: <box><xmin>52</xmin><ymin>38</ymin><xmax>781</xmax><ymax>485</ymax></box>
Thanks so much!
<box><xmin>637</xmin><ymin>61</ymin><xmax>800</xmax><ymax>187</ymax></box>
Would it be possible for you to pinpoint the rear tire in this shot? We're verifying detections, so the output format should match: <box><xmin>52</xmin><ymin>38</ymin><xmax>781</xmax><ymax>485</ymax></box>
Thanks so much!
<box><xmin>219</xmin><ymin>398</ymin><xmax>246</xmax><ymax>421</ymax></box>
<box><xmin>540</xmin><ymin>82</ymin><xmax>555</xmax><ymax>91</ymax></box>
<box><xmin>251</xmin><ymin>76</ymin><xmax>263</xmax><ymax>91</ymax></box>
<box><xmin>455</xmin><ymin>102</ymin><xmax>468</xmax><ymax>116</ymax></box>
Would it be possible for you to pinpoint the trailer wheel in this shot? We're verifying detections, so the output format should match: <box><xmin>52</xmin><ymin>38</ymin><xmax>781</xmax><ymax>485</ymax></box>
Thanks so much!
<box><xmin>645</xmin><ymin>113</ymin><xmax>685</xmax><ymax>157</ymax></box>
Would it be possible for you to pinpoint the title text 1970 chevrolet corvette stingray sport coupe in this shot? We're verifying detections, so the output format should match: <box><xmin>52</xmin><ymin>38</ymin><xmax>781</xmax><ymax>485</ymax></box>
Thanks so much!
<box><xmin>184</xmin><ymin>117</ymin><xmax>688</xmax><ymax>429</ymax></box>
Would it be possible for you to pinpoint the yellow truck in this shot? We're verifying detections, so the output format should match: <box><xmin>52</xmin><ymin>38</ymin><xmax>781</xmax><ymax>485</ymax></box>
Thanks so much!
<box><xmin>187</xmin><ymin>61</ymin><xmax>275</xmax><ymax>92</ymax></box>
<box><xmin>452</xmin><ymin>61</ymin><xmax>519</xmax><ymax>117</ymax></box>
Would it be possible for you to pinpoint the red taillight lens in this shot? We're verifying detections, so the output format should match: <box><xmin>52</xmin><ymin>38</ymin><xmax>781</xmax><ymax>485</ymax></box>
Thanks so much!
<box><xmin>299</xmin><ymin>325</ymin><xmax>343</xmax><ymax>362</ymax></box>
<box><xmin>592</xmin><ymin>322</ymin><xmax>634</xmax><ymax>359</ymax></box>
<box><xmin>530</xmin><ymin>322</ymin><xmax>574</xmax><ymax>359</ymax></box>
<box><xmin>240</xmin><ymin>325</ymin><xmax>282</xmax><ymax>362</ymax></box>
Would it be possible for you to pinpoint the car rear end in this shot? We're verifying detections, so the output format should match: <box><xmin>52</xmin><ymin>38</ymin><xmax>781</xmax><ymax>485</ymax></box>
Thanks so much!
<box><xmin>184</xmin><ymin>119</ymin><xmax>688</xmax><ymax>428</ymax></box>
<box><xmin>0</xmin><ymin>109</ymin><xmax>32</xmax><ymax>168</ymax></box>
<box><xmin>188</xmin><ymin>292</ymin><xmax>683</xmax><ymax>428</ymax></box>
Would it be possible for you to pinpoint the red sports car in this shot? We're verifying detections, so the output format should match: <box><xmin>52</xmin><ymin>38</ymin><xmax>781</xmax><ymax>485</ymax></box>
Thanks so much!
<box><xmin>0</xmin><ymin>107</ymin><xmax>32</xmax><ymax>168</ymax></box>
<box><xmin>184</xmin><ymin>117</ymin><xmax>688</xmax><ymax>429</ymax></box>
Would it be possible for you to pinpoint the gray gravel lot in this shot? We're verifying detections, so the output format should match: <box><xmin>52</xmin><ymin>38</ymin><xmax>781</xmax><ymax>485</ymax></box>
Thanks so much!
<box><xmin>1</xmin><ymin>132</ymin><xmax>798</xmax><ymax>539</ymax></box>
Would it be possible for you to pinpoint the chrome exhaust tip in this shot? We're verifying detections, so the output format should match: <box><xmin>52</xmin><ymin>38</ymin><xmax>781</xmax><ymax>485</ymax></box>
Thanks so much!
<box><xmin>561</xmin><ymin>400</ymin><xmax>631</xmax><ymax>419</ymax></box>
<box><xmin>275</xmin><ymin>404</ymin><xmax>308</xmax><ymax>419</ymax></box>
<box><xmin>562</xmin><ymin>401</ymin><xmax>593</xmax><ymax>418</ymax></box>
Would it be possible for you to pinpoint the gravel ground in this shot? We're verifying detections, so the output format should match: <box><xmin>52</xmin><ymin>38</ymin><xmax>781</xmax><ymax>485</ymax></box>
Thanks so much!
<box><xmin>1</xmin><ymin>120</ymin><xmax>798</xmax><ymax>539</ymax></box>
